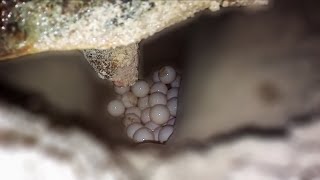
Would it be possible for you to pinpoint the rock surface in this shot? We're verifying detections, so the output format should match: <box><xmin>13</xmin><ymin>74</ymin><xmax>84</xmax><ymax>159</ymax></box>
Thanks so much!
<box><xmin>1</xmin><ymin>101</ymin><xmax>320</xmax><ymax>180</ymax></box>
<box><xmin>0</xmin><ymin>0</ymin><xmax>267</xmax><ymax>85</ymax></box>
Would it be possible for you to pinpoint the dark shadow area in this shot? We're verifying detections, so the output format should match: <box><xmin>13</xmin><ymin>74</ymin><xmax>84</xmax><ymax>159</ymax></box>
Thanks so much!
<box><xmin>0</xmin><ymin>51</ymin><xmax>131</xmax><ymax>146</ymax></box>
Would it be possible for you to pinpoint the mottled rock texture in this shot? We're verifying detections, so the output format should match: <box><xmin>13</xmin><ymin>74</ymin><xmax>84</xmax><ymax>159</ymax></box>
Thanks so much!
<box><xmin>0</xmin><ymin>0</ymin><xmax>267</xmax><ymax>85</ymax></box>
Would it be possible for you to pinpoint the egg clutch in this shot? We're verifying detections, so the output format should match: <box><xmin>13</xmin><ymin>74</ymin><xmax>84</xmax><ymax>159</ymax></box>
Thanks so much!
<box><xmin>107</xmin><ymin>66</ymin><xmax>180</xmax><ymax>143</ymax></box>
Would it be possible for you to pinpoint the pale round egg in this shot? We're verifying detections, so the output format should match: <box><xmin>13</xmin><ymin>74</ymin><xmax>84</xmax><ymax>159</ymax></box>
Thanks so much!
<box><xmin>144</xmin><ymin>121</ymin><xmax>160</xmax><ymax>131</ymax></box>
<box><xmin>114</xmin><ymin>85</ymin><xmax>130</xmax><ymax>95</ymax></box>
<box><xmin>153</xmin><ymin>127</ymin><xmax>161</xmax><ymax>141</ymax></box>
<box><xmin>141</xmin><ymin>108</ymin><xmax>151</xmax><ymax>124</ymax></box>
<box><xmin>152</xmin><ymin>70</ymin><xmax>160</xmax><ymax>82</ymax></box>
<box><xmin>138</xmin><ymin>96</ymin><xmax>149</xmax><ymax>110</ymax></box>
<box><xmin>149</xmin><ymin>92</ymin><xmax>167</xmax><ymax>107</ymax></box>
<box><xmin>125</xmin><ymin>107</ymin><xmax>141</xmax><ymax>118</ymax></box>
<box><xmin>122</xmin><ymin>113</ymin><xmax>140</xmax><ymax>127</ymax></box>
<box><xmin>131</xmin><ymin>80</ymin><xmax>150</xmax><ymax>98</ymax></box>
<box><xmin>150</xmin><ymin>82</ymin><xmax>168</xmax><ymax>94</ymax></box>
<box><xmin>159</xmin><ymin>125</ymin><xmax>174</xmax><ymax>143</ymax></box>
<box><xmin>133</xmin><ymin>127</ymin><xmax>154</xmax><ymax>142</ymax></box>
<box><xmin>166</xmin><ymin>117</ymin><xmax>176</xmax><ymax>125</ymax></box>
<box><xmin>167</xmin><ymin>87</ymin><xmax>179</xmax><ymax>100</ymax></box>
<box><xmin>159</xmin><ymin>66</ymin><xmax>176</xmax><ymax>84</ymax></box>
<box><xmin>167</xmin><ymin>97</ymin><xmax>177</xmax><ymax>116</ymax></box>
<box><xmin>150</xmin><ymin>104</ymin><xmax>170</xmax><ymax>125</ymax></box>
<box><xmin>170</xmin><ymin>75</ymin><xmax>181</xmax><ymax>88</ymax></box>
<box><xmin>121</xmin><ymin>92</ymin><xmax>138</xmax><ymax>108</ymax></box>
<box><xmin>126</xmin><ymin>123</ymin><xmax>143</xmax><ymax>138</ymax></box>
<box><xmin>107</xmin><ymin>99</ymin><xmax>125</xmax><ymax>117</ymax></box>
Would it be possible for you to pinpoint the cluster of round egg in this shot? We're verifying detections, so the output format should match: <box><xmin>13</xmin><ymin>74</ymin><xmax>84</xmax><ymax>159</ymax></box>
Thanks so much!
<box><xmin>107</xmin><ymin>66</ymin><xmax>180</xmax><ymax>143</ymax></box>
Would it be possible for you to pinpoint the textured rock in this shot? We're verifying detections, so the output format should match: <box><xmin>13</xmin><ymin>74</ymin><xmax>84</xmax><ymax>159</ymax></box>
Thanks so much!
<box><xmin>0</xmin><ymin>0</ymin><xmax>223</xmax><ymax>60</ymax></box>
<box><xmin>0</xmin><ymin>0</ymin><xmax>268</xmax><ymax>85</ymax></box>
<box><xmin>82</xmin><ymin>44</ymin><xmax>139</xmax><ymax>86</ymax></box>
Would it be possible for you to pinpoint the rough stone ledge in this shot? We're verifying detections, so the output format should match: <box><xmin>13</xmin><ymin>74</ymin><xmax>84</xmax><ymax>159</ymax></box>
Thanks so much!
<box><xmin>0</xmin><ymin>0</ymin><xmax>268</xmax><ymax>86</ymax></box>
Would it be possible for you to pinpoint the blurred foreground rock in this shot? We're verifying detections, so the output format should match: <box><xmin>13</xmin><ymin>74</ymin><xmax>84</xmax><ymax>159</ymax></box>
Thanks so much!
<box><xmin>1</xmin><ymin>101</ymin><xmax>320</xmax><ymax>180</ymax></box>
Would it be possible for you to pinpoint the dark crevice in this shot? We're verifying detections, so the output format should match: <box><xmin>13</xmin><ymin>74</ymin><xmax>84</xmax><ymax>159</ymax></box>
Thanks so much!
<box><xmin>0</xmin><ymin>77</ymin><xmax>131</xmax><ymax>148</ymax></box>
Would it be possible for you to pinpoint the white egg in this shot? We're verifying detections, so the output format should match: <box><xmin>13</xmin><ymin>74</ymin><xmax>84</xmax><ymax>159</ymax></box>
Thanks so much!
<box><xmin>138</xmin><ymin>96</ymin><xmax>149</xmax><ymax>110</ymax></box>
<box><xmin>131</xmin><ymin>80</ymin><xmax>150</xmax><ymax>98</ymax></box>
<box><xmin>166</xmin><ymin>117</ymin><xmax>176</xmax><ymax>125</ymax></box>
<box><xmin>107</xmin><ymin>99</ymin><xmax>125</xmax><ymax>117</ymax></box>
<box><xmin>159</xmin><ymin>125</ymin><xmax>174</xmax><ymax>143</ymax></box>
<box><xmin>149</xmin><ymin>92</ymin><xmax>167</xmax><ymax>107</ymax></box>
<box><xmin>150</xmin><ymin>104</ymin><xmax>170</xmax><ymax>125</ymax></box>
<box><xmin>167</xmin><ymin>97</ymin><xmax>178</xmax><ymax>116</ymax></box>
<box><xmin>122</xmin><ymin>113</ymin><xmax>140</xmax><ymax>127</ymax></box>
<box><xmin>167</xmin><ymin>87</ymin><xmax>179</xmax><ymax>100</ymax></box>
<box><xmin>150</xmin><ymin>82</ymin><xmax>168</xmax><ymax>94</ymax></box>
<box><xmin>141</xmin><ymin>108</ymin><xmax>151</xmax><ymax>124</ymax></box>
<box><xmin>152</xmin><ymin>70</ymin><xmax>160</xmax><ymax>82</ymax></box>
<box><xmin>125</xmin><ymin>107</ymin><xmax>141</xmax><ymax>117</ymax></box>
<box><xmin>126</xmin><ymin>123</ymin><xmax>143</xmax><ymax>138</ymax></box>
<box><xmin>170</xmin><ymin>75</ymin><xmax>181</xmax><ymax>88</ymax></box>
<box><xmin>144</xmin><ymin>121</ymin><xmax>160</xmax><ymax>131</ymax></box>
<box><xmin>159</xmin><ymin>66</ymin><xmax>176</xmax><ymax>84</ymax></box>
<box><xmin>133</xmin><ymin>127</ymin><xmax>154</xmax><ymax>142</ymax></box>
<box><xmin>121</xmin><ymin>92</ymin><xmax>138</xmax><ymax>108</ymax></box>
<box><xmin>153</xmin><ymin>127</ymin><xmax>161</xmax><ymax>141</ymax></box>
<box><xmin>114</xmin><ymin>85</ymin><xmax>130</xmax><ymax>95</ymax></box>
